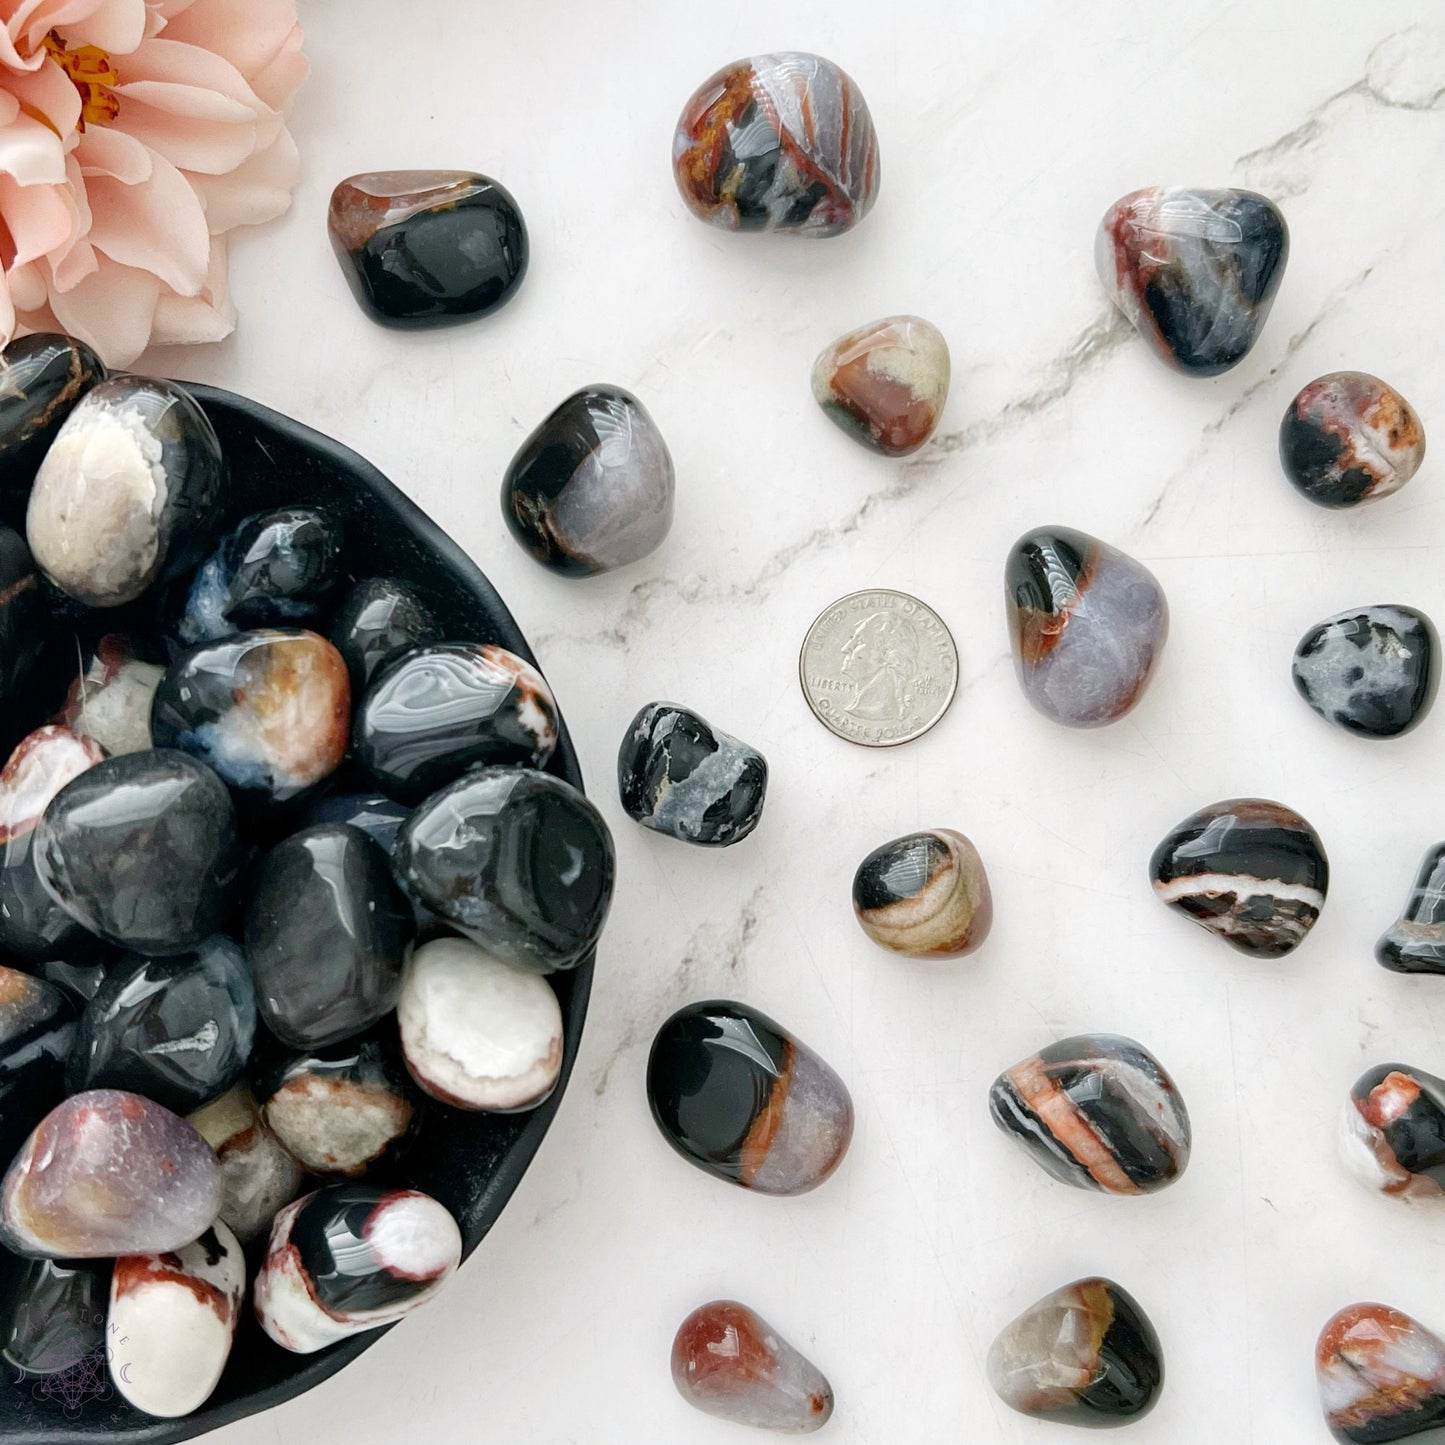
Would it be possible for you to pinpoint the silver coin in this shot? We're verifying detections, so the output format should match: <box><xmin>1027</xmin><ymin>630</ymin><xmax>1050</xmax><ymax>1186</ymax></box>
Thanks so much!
<box><xmin>798</xmin><ymin>589</ymin><xmax>959</xmax><ymax>746</ymax></box>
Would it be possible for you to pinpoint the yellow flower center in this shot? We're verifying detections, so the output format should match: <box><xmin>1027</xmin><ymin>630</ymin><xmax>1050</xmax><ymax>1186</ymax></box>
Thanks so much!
<box><xmin>42</xmin><ymin>31</ymin><xmax>120</xmax><ymax>130</ymax></box>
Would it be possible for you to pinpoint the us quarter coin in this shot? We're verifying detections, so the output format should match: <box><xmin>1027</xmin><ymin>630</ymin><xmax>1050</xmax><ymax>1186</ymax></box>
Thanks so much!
<box><xmin>798</xmin><ymin>589</ymin><xmax>959</xmax><ymax>746</ymax></box>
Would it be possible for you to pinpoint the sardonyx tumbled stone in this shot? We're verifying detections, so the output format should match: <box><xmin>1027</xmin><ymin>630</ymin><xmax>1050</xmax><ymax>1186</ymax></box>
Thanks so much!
<box><xmin>672</xmin><ymin>1300</ymin><xmax>834</xmax><ymax>1432</ymax></box>
<box><xmin>1378</xmin><ymin>843</ymin><xmax>1445</xmax><ymax>975</ymax></box>
<box><xmin>1340</xmin><ymin>1063</ymin><xmax>1445</xmax><ymax>1205</ymax></box>
<box><xmin>989</xmin><ymin>1034</ymin><xmax>1190</xmax><ymax>1195</ymax></box>
<box><xmin>811</xmin><ymin>315</ymin><xmax>949</xmax><ymax>457</ymax></box>
<box><xmin>851</xmin><ymin>828</ymin><xmax>991</xmax><ymax>957</ymax></box>
<box><xmin>1005</xmin><ymin>527</ymin><xmax>1168</xmax><ymax>728</ymax></box>
<box><xmin>1317</xmin><ymin>1303</ymin><xmax>1445</xmax><ymax>1443</ymax></box>
<box><xmin>328</xmin><ymin>171</ymin><xmax>528</xmax><ymax>328</ymax></box>
<box><xmin>647</xmin><ymin>1000</ymin><xmax>852</xmax><ymax>1195</ymax></box>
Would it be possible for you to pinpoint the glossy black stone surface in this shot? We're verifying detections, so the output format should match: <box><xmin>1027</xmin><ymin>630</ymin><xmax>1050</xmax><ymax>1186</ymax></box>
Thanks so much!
<box><xmin>1343</xmin><ymin>1063</ymin><xmax>1445</xmax><ymax>1202</ymax></box>
<box><xmin>0</xmin><ymin>966</ymin><xmax>75</xmax><ymax>1171</ymax></box>
<box><xmin>328</xmin><ymin>171</ymin><xmax>528</xmax><ymax>329</ymax></box>
<box><xmin>34</xmin><ymin>956</ymin><xmax>108</xmax><ymax>1006</ymax></box>
<box><xmin>302</xmin><ymin>791</ymin><xmax>410</xmax><ymax>854</ymax></box>
<box><xmin>329</xmin><ymin>577</ymin><xmax>438</xmax><ymax>692</ymax></box>
<box><xmin>394</xmin><ymin>767</ymin><xmax>614</xmax><ymax>973</ymax></box>
<box><xmin>0</xmin><ymin>333</ymin><xmax>105</xmax><ymax>502</ymax></box>
<box><xmin>617</xmin><ymin>703</ymin><xmax>768</xmax><ymax>846</ymax></box>
<box><xmin>246</xmin><ymin>823</ymin><xmax>413</xmax><ymax>1048</ymax></box>
<box><xmin>1378</xmin><ymin>843</ymin><xmax>1445</xmax><ymax>974</ymax></box>
<box><xmin>34</xmin><ymin>749</ymin><xmax>241</xmax><ymax>954</ymax></box>
<box><xmin>1150</xmin><ymin>798</ymin><xmax>1329</xmax><ymax>958</ymax></box>
<box><xmin>1293</xmin><ymin>606</ymin><xmax>1438</xmax><ymax>739</ymax></box>
<box><xmin>64</xmin><ymin>937</ymin><xmax>255</xmax><ymax>1112</ymax></box>
<box><xmin>0</xmin><ymin>524</ymin><xmax>51</xmax><ymax>726</ymax></box>
<box><xmin>0</xmin><ymin>1253</ymin><xmax>108</xmax><ymax>1376</ymax></box>
<box><xmin>646</xmin><ymin>999</ymin><xmax>853</xmax><ymax>1196</ymax></box>
<box><xmin>354</xmin><ymin>642</ymin><xmax>558</xmax><ymax>805</ymax></box>
<box><xmin>179</xmin><ymin>506</ymin><xmax>343</xmax><ymax>644</ymax></box>
<box><xmin>296</xmin><ymin>1186</ymin><xmax>444</xmax><ymax>1314</ymax></box>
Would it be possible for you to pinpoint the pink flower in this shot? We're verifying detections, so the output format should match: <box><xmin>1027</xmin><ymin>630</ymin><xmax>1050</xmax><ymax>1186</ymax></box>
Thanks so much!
<box><xmin>0</xmin><ymin>0</ymin><xmax>306</xmax><ymax>366</ymax></box>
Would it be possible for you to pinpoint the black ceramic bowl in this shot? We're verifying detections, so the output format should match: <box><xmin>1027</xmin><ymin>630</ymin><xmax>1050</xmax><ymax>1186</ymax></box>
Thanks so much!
<box><xmin>0</xmin><ymin>385</ymin><xmax>592</xmax><ymax>1444</ymax></box>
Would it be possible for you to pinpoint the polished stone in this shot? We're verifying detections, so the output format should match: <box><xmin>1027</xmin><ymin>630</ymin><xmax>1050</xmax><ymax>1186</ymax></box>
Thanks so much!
<box><xmin>1341</xmin><ymin>1063</ymin><xmax>1445</xmax><ymax>1205</ymax></box>
<box><xmin>151</xmin><ymin>629</ymin><xmax>351</xmax><ymax>804</ymax></box>
<box><xmin>852</xmin><ymin>828</ymin><xmax>992</xmax><ymax>958</ymax></box>
<box><xmin>109</xmin><ymin>1221</ymin><xmax>244</xmax><ymax>1419</ymax></box>
<box><xmin>1281</xmin><ymin>372</ymin><xmax>1425</xmax><ymax>508</ymax></box>
<box><xmin>0</xmin><ymin>1254</ymin><xmax>108</xmax><ymax>1375</ymax></box>
<box><xmin>330</xmin><ymin>576</ymin><xmax>438</xmax><ymax>692</ymax></box>
<box><xmin>65</xmin><ymin>937</ymin><xmax>256</xmax><ymax>1113</ymax></box>
<box><xmin>989</xmin><ymin>1277</ymin><xmax>1164</xmax><ymax>1428</ymax></box>
<box><xmin>34</xmin><ymin>749</ymin><xmax>240</xmax><ymax>954</ymax></box>
<box><xmin>647</xmin><ymin>999</ymin><xmax>853</xmax><ymax>1195</ymax></box>
<box><xmin>0</xmin><ymin>725</ymin><xmax>104</xmax><ymax>960</ymax></box>
<box><xmin>672</xmin><ymin>1300</ymin><xmax>833</xmax><ymax>1432</ymax></box>
<box><xmin>302</xmin><ymin>790</ymin><xmax>411</xmax><ymax>854</ymax></box>
<box><xmin>503</xmin><ymin>386</ymin><xmax>674</xmax><ymax>577</ymax></box>
<box><xmin>57</xmin><ymin>635</ymin><xmax>162</xmax><ymax>756</ymax></box>
<box><xmin>811</xmin><ymin>315</ymin><xmax>949</xmax><ymax>457</ymax></box>
<box><xmin>188</xmin><ymin>1083</ymin><xmax>304</xmax><ymax>1244</ymax></box>
<box><xmin>0</xmin><ymin>332</ymin><xmax>105</xmax><ymax>497</ymax></box>
<box><xmin>0</xmin><ymin>966</ymin><xmax>75</xmax><ymax>1173</ymax></box>
<box><xmin>394</xmin><ymin>766</ymin><xmax>614</xmax><ymax>972</ymax></box>
<box><xmin>0</xmin><ymin>523</ymin><xmax>51</xmax><ymax>721</ymax></box>
<box><xmin>1150</xmin><ymin>798</ymin><xmax>1329</xmax><ymax>958</ymax></box>
<box><xmin>989</xmin><ymin>1034</ymin><xmax>1190</xmax><ymax>1195</ymax></box>
<box><xmin>355</xmin><ymin>642</ymin><xmax>558</xmax><ymax>804</ymax></box>
<box><xmin>1317</xmin><ymin>1303</ymin><xmax>1445</xmax><ymax>1443</ymax></box>
<box><xmin>328</xmin><ymin>170</ymin><xmax>528</xmax><ymax>328</ymax></box>
<box><xmin>1096</xmin><ymin>187</ymin><xmax>1288</xmax><ymax>375</ymax></box>
<box><xmin>1006</xmin><ymin>527</ymin><xmax>1168</xmax><ymax>728</ymax></box>
<box><xmin>0</xmin><ymin>1089</ymin><xmax>221</xmax><ymax>1257</ymax></box>
<box><xmin>398</xmin><ymin>937</ymin><xmax>563</xmax><ymax>1111</ymax></box>
<box><xmin>617</xmin><ymin>702</ymin><xmax>767</xmax><ymax>847</ymax></box>
<box><xmin>1378</xmin><ymin>843</ymin><xmax>1445</xmax><ymax>974</ymax></box>
<box><xmin>246</xmin><ymin>823</ymin><xmax>412</xmax><ymax>1049</ymax></box>
<box><xmin>26</xmin><ymin>376</ymin><xmax>225</xmax><ymax>607</ymax></box>
<box><xmin>256</xmin><ymin>1029</ymin><xmax>419</xmax><ymax>1178</ymax></box>
<box><xmin>255</xmin><ymin>1185</ymin><xmax>462</xmax><ymax>1353</ymax></box>
<box><xmin>1293</xmin><ymin>605</ymin><xmax>1437</xmax><ymax>739</ymax></box>
<box><xmin>673</xmin><ymin>52</ymin><xmax>880</xmax><ymax>237</ymax></box>
<box><xmin>179</xmin><ymin>506</ymin><xmax>343</xmax><ymax>644</ymax></box>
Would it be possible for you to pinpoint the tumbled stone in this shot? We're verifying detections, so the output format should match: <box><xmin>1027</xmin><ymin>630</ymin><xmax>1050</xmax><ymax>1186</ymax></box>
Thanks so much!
<box><xmin>1340</xmin><ymin>1063</ymin><xmax>1445</xmax><ymax>1204</ymax></box>
<box><xmin>34</xmin><ymin>750</ymin><xmax>240</xmax><ymax>954</ymax></box>
<box><xmin>35</xmin><ymin>956</ymin><xmax>107</xmax><ymax>1005</ymax></box>
<box><xmin>0</xmin><ymin>966</ymin><xmax>75</xmax><ymax>1171</ymax></box>
<box><xmin>109</xmin><ymin>1221</ymin><xmax>244</xmax><ymax>1419</ymax></box>
<box><xmin>1150</xmin><ymin>798</ymin><xmax>1328</xmax><ymax>957</ymax></box>
<box><xmin>617</xmin><ymin>702</ymin><xmax>767</xmax><ymax>847</ymax></box>
<box><xmin>1096</xmin><ymin>187</ymin><xmax>1288</xmax><ymax>375</ymax></box>
<box><xmin>328</xmin><ymin>170</ymin><xmax>528</xmax><ymax>328</ymax></box>
<box><xmin>246</xmin><ymin>823</ymin><xmax>412</xmax><ymax>1048</ymax></box>
<box><xmin>330</xmin><ymin>576</ymin><xmax>438</xmax><ymax>692</ymax></box>
<box><xmin>256</xmin><ymin>1030</ymin><xmax>419</xmax><ymax>1178</ymax></box>
<box><xmin>1293</xmin><ymin>605</ymin><xmax>1437</xmax><ymax>739</ymax></box>
<box><xmin>394</xmin><ymin>767</ymin><xmax>615</xmax><ymax>972</ymax></box>
<box><xmin>255</xmin><ymin>1185</ymin><xmax>462</xmax><ymax>1353</ymax></box>
<box><xmin>1006</xmin><ymin>526</ymin><xmax>1168</xmax><ymax>728</ymax></box>
<box><xmin>26</xmin><ymin>376</ymin><xmax>225</xmax><ymax>607</ymax></box>
<box><xmin>65</xmin><ymin>937</ymin><xmax>256</xmax><ymax>1113</ymax></box>
<box><xmin>672</xmin><ymin>1299</ymin><xmax>833</xmax><ymax>1433</ymax></box>
<box><xmin>1281</xmin><ymin>372</ymin><xmax>1425</xmax><ymax>508</ymax></box>
<box><xmin>180</xmin><ymin>506</ymin><xmax>343</xmax><ymax>644</ymax></box>
<box><xmin>151</xmin><ymin>629</ymin><xmax>350</xmax><ymax>804</ymax></box>
<box><xmin>647</xmin><ymin>1000</ymin><xmax>853</xmax><ymax>1196</ymax></box>
<box><xmin>0</xmin><ymin>725</ymin><xmax>104</xmax><ymax>960</ymax></box>
<box><xmin>852</xmin><ymin>828</ymin><xmax>992</xmax><ymax>958</ymax></box>
<box><xmin>0</xmin><ymin>1254</ymin><xmax>108</xmax><ymax>1375</ymax></box>
<box><xmin>0</xmin><ymin>1089</ymin><xmax>221</xmax><ymax>1257</ymax></box>
<box><xmin>502</xmin><ymin>386</ymin><xmax>675</xmax><ymax>577</ymax></box>
<box><xmin>355</xmin><ymin>642</ymin><xmax>558</xmax><ymax>804</ymax></box>
<box><xmin>188</xmin><ymin>1083</ymin><xmax>304</xmax><ymax>1244</ymax></box>
<box><xmin>0</xmin><ymin>523</ymin><xmax>51</xmax><ymax>717</ymax></box>
<box><xmin>0</xmin><ymin>332</ymin><xmax>105</xmax><ymax>496</ymax></box>
<box><xmin>811</xmin><ymin>315</ymin><xmax>949</xmax><ymax>457</ymax></box>
<box><xmin>1378</xmin><ymin>843</ymin><xmax>1445</xmax><ymax>975</ymax></box>
<box><xmin>989</xmin><ymin>1277</ymin><xmax>1164</xmax><ymax>1428</ymax></box>
<box><xmin>57</xmin><ymin>635</ymin><xmax>162</xmax><ymax>756</ymax></box>
<box><xmin>1318</xmin><ymin>1303</ymin><xmax>1445</xmax><ymax>1443</ymax></box>
<box><xmin>989</xmin><ymin>1034</ymin><xmax>1190</xmax><ymax>1195</ymax></box>
<box><xmin>673</xmin><ymin>52</ymin><xmax>880</xmax><ymax>237</ymax></box>
<box><xmin>398</xmin><ymin>937</ymin><xmax>562</xmax><ymax>1111</ymax></box>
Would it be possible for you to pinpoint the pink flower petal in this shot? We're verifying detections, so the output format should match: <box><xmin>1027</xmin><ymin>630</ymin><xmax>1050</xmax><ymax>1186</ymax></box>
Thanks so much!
<box><xmin>184</xmin><ymin>119</ymin><xmax>293</xmax><ymax>231</ymax></box>
<box><xmin>49</xmin><ymin>251</ymin><xmax>160</xmax><ymax>363</ymax></box>
<box><xmin>0</xmin><ymin>110</ymin><xmax>69</xmax><ymax>185</ymax></box>
<box><xmin>7</xmin><ymin>257</ymin><xmax>44</xmax><ymax>309</ymax></box>
<box><xmin>86</xmin><ymin>143</ymin><xmax>208</xmax><ymax>293</ymax></box>
<box><xmin>113</xmin><ymin>92</ymin><xmax>256</xmax><ymax>172</ymax></box>
<box><xmin>0</xmin><ymin>266</ymin><xmax>17</xmax><ymax>343</ymax></box>
<box><xmin>0</xmin><ymin>169</ymin><xmax>76</xmax><ymax>263</ymax></box>
<box><xmin>74</xmin><ymin>123</ymin><xmax>150</xmax><ymax>182</ymax></box>
<box><xmin>153</xmin><ymin>0</ymin><xmax>297</xmax><ymax>85</ymax></box>
<box><xmin>49</xmin><ymin>149</ymin><xmax>97</xmax><ymax>290</ymax></box>
<box><xmin>246</xmin><ymin>23</ymin><xmax>304</xmax><ymax>111</ymax></box>
<box><xmin>114</xmin><ymin>36</ymin><xmax>259</xmax><ymax>107</ymax></box>
<box><xmin>150</xmin><ymin>227</ymin><xmax>232</xmax><ymax>345</ymax></box>
<box><xmin>57</xmin><ymin>0</ymin><xmax>148</xmax><ymax>56</ymax></box>
<box><xmin>6</xmin><ymin>55</ymin><xmax>82</xmax><ymax>139</ymax></box>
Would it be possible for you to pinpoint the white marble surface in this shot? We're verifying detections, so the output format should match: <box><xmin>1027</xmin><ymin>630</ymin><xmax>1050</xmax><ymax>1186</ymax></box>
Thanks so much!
<box><xmin>157</xmin><ymin>2</ymin><xmax>1445</xmax><ymax>1440</ymax></box>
